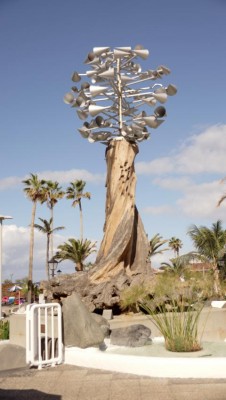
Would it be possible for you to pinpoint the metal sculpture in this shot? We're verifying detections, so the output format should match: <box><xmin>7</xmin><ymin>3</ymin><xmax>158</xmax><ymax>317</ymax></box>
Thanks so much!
<box><xmin>64</xmin><ymin>45</ymin><xmax>177</xmax><ymax>144</ymax></box>
<box><xmin>64</xmin><ymin>46</ymin><xmax>177</xmax><ymax>287</ymax></box>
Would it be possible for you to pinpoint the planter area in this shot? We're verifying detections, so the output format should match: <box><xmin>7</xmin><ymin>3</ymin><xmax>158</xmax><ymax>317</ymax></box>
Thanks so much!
<box><xmin>64</xmin><ymin>307</ymin><xmax>226</xmax><ymax>379</ymax></box>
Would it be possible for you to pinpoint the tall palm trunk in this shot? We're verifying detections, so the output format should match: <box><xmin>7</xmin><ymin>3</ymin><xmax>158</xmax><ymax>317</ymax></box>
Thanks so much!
<box><xmin>212</xmin><ymin>260</ymin><xmax>222</xmax><ymax>296</ymax></box>
<box><xmin>50</xmin><ymin>207</ymin><xmax>54</xmax><ymax>259</ymax></box>
<box><xmin>46</xmin><ymin>233</ymin><xmax>50</xmax><ymax>280</ymax></box>
<box><xmin>79</xmin><ymin>200</ymin><xmax>83</xmax><ymax>240</ymax></box>
<box><xmin>76</xmin><ymin>261</ymin><xmax>83</xmax><ymax>271</ymax></box>
<box><xmin>28</xmin><ymin>201</ymin><xmax>37</xmax><ymax>303</ymax></box>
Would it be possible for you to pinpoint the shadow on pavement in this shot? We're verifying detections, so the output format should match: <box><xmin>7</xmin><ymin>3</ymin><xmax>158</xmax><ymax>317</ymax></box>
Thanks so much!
<box><xmin>0</xmin><ymin>389</ymin><xmax>61</xmax><ymax>400</ymax></box>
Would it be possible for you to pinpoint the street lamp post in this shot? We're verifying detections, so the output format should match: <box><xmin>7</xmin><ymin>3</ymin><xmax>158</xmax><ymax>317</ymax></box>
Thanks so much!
<box><xmin>0</xmin><ymin>215</ymin><xmax>13</xmax><ymax>319</ymax></box>
<box><xmin>48</xmin><ymin>258</ymin><xmax>59</xmax><ymax>279</ymax></box>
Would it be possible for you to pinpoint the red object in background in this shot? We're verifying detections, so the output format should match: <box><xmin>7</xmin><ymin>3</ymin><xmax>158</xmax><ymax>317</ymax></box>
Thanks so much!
<box><xmin>1</xmin><ymin>296</ymin><xmax>9</xmax><ymax>304</ymax></box>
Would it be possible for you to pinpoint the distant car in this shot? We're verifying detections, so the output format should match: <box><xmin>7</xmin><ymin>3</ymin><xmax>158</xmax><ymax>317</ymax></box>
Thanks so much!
<box><xmin>1</xmin><ymin>296</ymin><xmax>9</xmax><ymax>305</ymax></box>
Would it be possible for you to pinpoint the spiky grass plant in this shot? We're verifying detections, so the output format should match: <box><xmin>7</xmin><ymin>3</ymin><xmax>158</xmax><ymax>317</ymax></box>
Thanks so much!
<box><xmin>140</xmin><ymin>297</ymin><xmax>204</xmax><ymax>352</ymax></box>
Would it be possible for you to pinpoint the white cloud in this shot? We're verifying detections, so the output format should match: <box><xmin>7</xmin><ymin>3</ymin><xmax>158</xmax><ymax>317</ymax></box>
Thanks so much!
<box><xmin>38</xmin><ymin>169</ymin><xmax>105</xmax><ymax>185</ymax></box>
<box><xmin>177</xmin><ymin>180</ymin><xmax>226</xmax><ymax>218</ymax></box>
<box><xmin>143</xmin><ymin>205</ymin><xmax>174</xmax><ymax>215</ymax></box>
<box><xmin>2</xmin><ymin>225</ymin><xmax>75</xmax><ymax>282</ymax></box>
<box><xmin>0</xmin><ymin>169</ymin><xmax>105</xmax><ymax>191</ymax></box>
<box><xmin>0</xmin><ymin>176</ymin><xmax>22</xmax><ymax>190</ymax></box>
<box><xmin>136</xmin><ymin>157</ymin><xmax>173</xmax><ymax>175</ymax></box>
<box><xmin>153</xmin><ymin>177</ymin><xmax>192</xmax><ymax>191</ymax></box>
<box><xmin>136</xmin><ymin>124</ymin><xmax>226</xmax><ymax>176</ymax></box>
<box><xmin>175</xmin><ymin>124</ymin><xmax>226</xmax><ymax>174</ymax></box>
<box><xmin>137</xmin><ymin>124</ymin><xmax>226</xmax><ymax>220</ymax></box>
<box><xmin>146</xmin><ymin>178</ymin><xmax>226</xmax><ymax>219</ymax></box>
<box><xmin>2</xmin><ymin>224</ymin><xmax>99</xmax><ymax>282</ymax></box>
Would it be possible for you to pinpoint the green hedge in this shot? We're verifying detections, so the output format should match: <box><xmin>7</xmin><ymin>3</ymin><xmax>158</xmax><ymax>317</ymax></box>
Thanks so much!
<box><xmin>0</xmin><ymin>320</ymin><xmax>9</xmax><ymax>340</ymax></box>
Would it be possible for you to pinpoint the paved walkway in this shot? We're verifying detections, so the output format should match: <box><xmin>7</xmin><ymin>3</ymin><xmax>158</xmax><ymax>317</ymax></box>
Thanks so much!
<box><xmin>1</xmin><ymin>364</ymin><xmax>226</xmax><ymax>400</ymax></box>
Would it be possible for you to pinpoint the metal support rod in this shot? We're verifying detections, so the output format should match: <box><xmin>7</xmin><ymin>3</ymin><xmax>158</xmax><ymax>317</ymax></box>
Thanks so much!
<box><xmin>0</xmin><ymin>215</ymin><xmax>12</xmax><ymax>319</ymax></box>
<box><xmin>116</xmin><ymin>59</ymin><xmax>123</xmax><ymax>134</ymax></box>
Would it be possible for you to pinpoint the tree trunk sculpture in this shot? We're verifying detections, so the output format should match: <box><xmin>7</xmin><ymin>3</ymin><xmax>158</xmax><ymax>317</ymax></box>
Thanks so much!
<box><xmin>90</xmin><ymin>138</ymin><xmax>149</xmax><ymax>284</ymax></box>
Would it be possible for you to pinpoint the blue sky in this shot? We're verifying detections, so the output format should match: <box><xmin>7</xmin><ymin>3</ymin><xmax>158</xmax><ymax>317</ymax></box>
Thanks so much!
<box><xmin>1</xmin><ymin>0</ymin><xmax>226</xmax><ymax>282</ymax></box>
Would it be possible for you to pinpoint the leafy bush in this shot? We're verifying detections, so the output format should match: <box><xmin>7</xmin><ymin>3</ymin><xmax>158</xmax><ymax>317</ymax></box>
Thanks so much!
<box><xmin>120</xmin><ymin>283</ymin><xmax>152</xmax><ymax>312</ymax></box>
<box><xmin>0</xmin><ymin>320</ymin><xmax>9</xmax><ymax>340</ymax></box>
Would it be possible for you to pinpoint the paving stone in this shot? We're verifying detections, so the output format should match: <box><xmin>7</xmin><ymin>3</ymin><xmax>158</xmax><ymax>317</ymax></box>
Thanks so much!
<box><xmin>1</xmin><ymin>364</ymin><xmax>226</xmax><ymax>400</ymax></box>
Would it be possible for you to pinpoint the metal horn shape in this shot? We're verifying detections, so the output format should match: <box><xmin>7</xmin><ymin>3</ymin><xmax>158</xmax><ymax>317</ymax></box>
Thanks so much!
<box><xmin>88</xmin><ymin>131</ymin><xmax>111</xmax><ymax>142</ymax></box>
<box><xmin>95</xmin><ymin>131</ymin><xmax>112</xmax><ymax>141</ymax></box>
<box><xmin>95</xmin><ymin>116</ymin><xmax>104</xmax><ymax>127</ymax></box>
<box><xmin>88</xmin><ymin>104</ymin><xmax>111</xmax><ymax>117</ymax></box>
<box><xmin>63</xmin><ymin>93</ymin><xmax>74</xmax><ymax>104</ymax></box>
<box><xmin>152</xmin><ymin>92</ymin><xmax>168</xmax><ymax>103</ymax></box>
<box><xmin>78</xmin><ymin>128</ymin><xmax>90</xmax><ymax>138</ymax></box>
<box><xmin>75</xmin><ymin>96</ymin><xmax>86</xmax><ymax>107</ymax></box>
<box><xmin>89</xmin><ymin>85</ymin><xmax>108</xmax><ymax>97</ymax></box>
<box><xmin>86</xmin><ymin>70</ymin><xmax>97</xmax><ymax>78</ymax></box>
<box><xmin>76</xmin><ymin>109</ymin><xmax>89</xmax><ymax>120</ymax></box>
<box><xmin>143</xmin><ymin>116</ymin><xmax>164</xmax><ymax>128</ymax></box>
<box><xmin>154</xmin><ymin>106</ymin><xmax>166</xmax><ymax>118</ymax></box>
<box><xmin>143</xmin><ymin>97</ymin><xmax>157</xmax><ymax>106</ymax></box>
<box><xmin>157</xmin><ymin>65</ymin><xmax>171</xmax><ymax>75</ymax></box>
<box><xmin>166</xmin><ymin>84</ymin><xmax>177</xmax><ymax>96</ymax></box>
<box><xmin>132</xmin><ymin>49</ymin><xmax>149</xmax><ymax>59</ymax></box>
<box><xmin>131</xmin><ymin>63</ymin><xmax>142</xmax><ymax>73</ymax></box>
<box><xmin>81</xmin><ymin>81</ymin><xmax>90</xmax><ymax>90</ymax></box>
<box><xmin>98</xmin><ymin>68</ymin><xmax>115</xmax><ymax>79</ymax></box>
<box><xmin>120</xmin><ymin>75</ymin><xmax>134</xmax><ymax>83</ymax></box>
<box><xmin>84</xmin><ymin>54</ymin><xmax>100</xmax><ymax>65</ymax></box>
<box><xmin>84</xmin><ymin>51</ymin><xmax>95</xmax><ymax>63</ymax></box>
<box><xmin>93</xmin><ymin>47</ymin><xmax>110</xmax><ymax>56</ymax></box>
<box><xmin>135</xmin><ymin>111</ymin><xmax>147</xmax><ymax>119</ymax></box>
<box><xmin>89</xmin><ymin>119</ymin><xmax>98</xmax><ymax>129</ymax></box>
<box><xmin>71</xmin><ymin>72</ymin><xmax>81</xmax><ymax>82</ymax></box>
<box><xmin>114</xmin><ymin>47</ymin><xmax>132</xmax><ymax>58</ymax></box>
<box><xmin>88</xmin><ymin>135</ymin><xmax>95</xmax><ymax>143</ymax></box>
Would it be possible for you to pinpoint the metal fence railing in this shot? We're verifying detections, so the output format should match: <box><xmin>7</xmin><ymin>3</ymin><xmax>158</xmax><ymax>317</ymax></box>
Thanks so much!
<box><xmin>26</xmin><ymin>303</ymin><xmax>63</xmax><ymax>369</ymax></box>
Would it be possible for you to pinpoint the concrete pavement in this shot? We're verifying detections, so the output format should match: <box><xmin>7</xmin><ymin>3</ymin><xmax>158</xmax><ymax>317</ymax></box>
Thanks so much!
<box><xmin>1</xmin><ymin>364</ymin><xmax>226</xmax><ymax>400</ymax></box>
<box><xmin>1</xmin><ymin>343</ymin><xmax>226</xmax><ymax>399</ymax></box>
<box><xmin>2</xmin><ymin>307</ymin><xmax>226</xmax><ymax>398</ymax></box>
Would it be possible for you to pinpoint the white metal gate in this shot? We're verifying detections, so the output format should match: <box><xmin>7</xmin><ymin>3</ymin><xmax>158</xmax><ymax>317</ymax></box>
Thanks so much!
<box><xmin>26</xmin><ymin>303</ymin><xmax>63</xmax><ymax>369</ymax></box>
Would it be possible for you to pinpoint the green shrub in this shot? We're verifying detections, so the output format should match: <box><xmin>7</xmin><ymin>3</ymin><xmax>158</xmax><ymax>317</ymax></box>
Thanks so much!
<box><xmin>0</xmin><ymin>320</ymin><xmax>9</xmax><ymax>340</ymax></box>
<box><xmin>120</xmin><ymin>283</ymin><xmax>152</xmax><ymax>312</ymax></box>
<box><xmin>140</xmin><ymin>297</ymin><xmax>204</xmax><ymax>352</ymax></box>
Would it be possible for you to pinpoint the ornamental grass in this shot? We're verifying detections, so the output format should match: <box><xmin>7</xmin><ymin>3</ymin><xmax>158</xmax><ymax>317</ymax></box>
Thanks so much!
<box><xmin>140</xmin><ymin>297</ymin><xmax>204</xmax><ymax>352</ymax></box>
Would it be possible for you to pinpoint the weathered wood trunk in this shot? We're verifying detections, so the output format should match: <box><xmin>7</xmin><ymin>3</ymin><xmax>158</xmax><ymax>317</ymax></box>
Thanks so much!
<box><xmin>90</xmin><ymin>138</ymin><xmax>149</xmax><ymax>284</ymax></box>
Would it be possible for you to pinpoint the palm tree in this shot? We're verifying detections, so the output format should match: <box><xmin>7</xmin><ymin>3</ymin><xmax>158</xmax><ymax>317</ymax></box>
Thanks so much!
<box><xmin>34</xmin><ymin>218</ymin><xmax>64</xmax><ymax>280</ymax></box>
<box><xmin>168</xmin><ymin>237</ymin><xmax>183</xmax><ymax>257</ymax></box>
<box><xmin>160</xmin><ymin>259</ymin><xmax>187</xmax><ymax>277</ymax></box>
<box><xmin>22</xmin><ymin>173</ymin><xmax>46</xmax><ymax>303</ymax></box>
<box><xmin>187</xmin><ymin>220</ymin><xmax>226</xmax><ymax>295</ymax></box>
<box><xmin>43</xmin><ymin>181</ymin><xmax>64</xmax><ymax>258</ymax></box>
<box><xmin>56</xmin><ymin>238</ymin><xmax>96</xmax><ymax>271</ymax></box>
<box><xmin>148</xmin><ymin>234</ymin><xmax>169</xmax><ymax>258</ymax></box>
<box><xmin>65</xmin><ymin>180</ymin><xmax>91</xmax><ymax>240</ymax></box>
